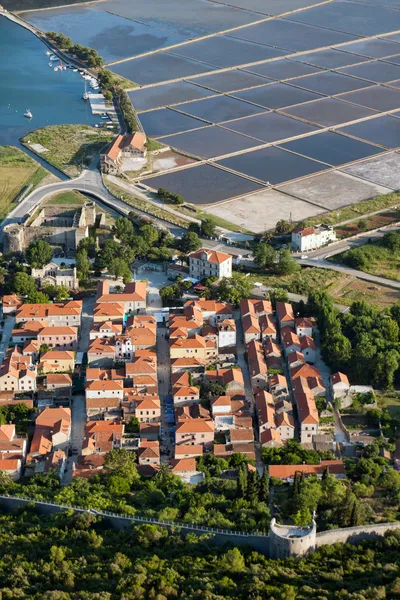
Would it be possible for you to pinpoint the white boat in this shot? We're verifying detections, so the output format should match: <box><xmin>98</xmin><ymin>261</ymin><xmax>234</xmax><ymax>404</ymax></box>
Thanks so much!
<box><xmin>82</xmin><ymin>80</ymin><xmax>89</xmax><ymax>101</ymax></box>
<box><xmin>50</xmin><ymin>56</ymin><xmax>58</xmax><ymax>62</ymax></box>
<box><xmin>45</xmin><ymin>50</ymin><xmax>51</xmax><ymax>56</ymax></box>
<box><xmin>24</xmin><ymin>109</ymin><xmax>32</xmax><ymax>119</ymax></box>
<box><xmin>48</xmin><ymin>62</ymin><xmax>53</xmax><ymax>67</ymax></box>
<box><xmin>73</xmin><ymin>69</ymin><xmax>78</xmax><ymax>72</ymax></box>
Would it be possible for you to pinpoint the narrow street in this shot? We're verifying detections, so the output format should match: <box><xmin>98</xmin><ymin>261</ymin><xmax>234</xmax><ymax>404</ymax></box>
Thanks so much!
<box><xmin>156</xmin><ymin>324</ymin><xmax>172</xmax><ymax>461</ymax></box>
<box><xmin>0</xmin><ymin>315</ymin><xmax>15</xmax><ymax>362</ymax></box>
<box><xmin>63</xmin><ymin>295</ymin><xmax>95</xmax><ymax>482</ymax></box>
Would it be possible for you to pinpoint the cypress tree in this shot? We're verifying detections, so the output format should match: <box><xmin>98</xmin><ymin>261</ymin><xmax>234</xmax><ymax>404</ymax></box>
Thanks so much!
<box><xmin>259</xmin><ymin>469</ymin><xmax>269</xmax><ymax>503</ymax></box>
<box><xmin>237</xmin><ymin>463</ymin><xmax>248</xmax><ymax>498</ymax></box>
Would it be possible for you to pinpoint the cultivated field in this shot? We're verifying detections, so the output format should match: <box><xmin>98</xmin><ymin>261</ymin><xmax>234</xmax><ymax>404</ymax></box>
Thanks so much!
<box><xmin>0</xmin><ymin>146</ymin><xmax>47</xmax><ymax>220</ymax></box>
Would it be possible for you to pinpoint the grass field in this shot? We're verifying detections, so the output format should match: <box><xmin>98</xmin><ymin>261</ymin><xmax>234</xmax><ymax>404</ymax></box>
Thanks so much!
<box><xmin>333</xmin><ymin>241</ymin><xmax>400</xmax><ymax>282</ymax></box>
<box><xmin>377</xmin><ymin>393</ymin><xmax>400</xmax><ymax>419</ymax></box>
<box><xmin>248</xmin><ymin>268</ymin><xmax>339</xmax><ymax>296</ymax></box>
<box><xmin>43</xmin><ymin>191</ymin><xmax>86</xmax><ymax>205</ymax></box>
<box><xmin>303</xmin><ymin>191</ymin><xmax>400</xmax><ymax>229</ymax></box>
<box><xmin>22</xmin><ymin>125</ymin><xmax>114</xmax><ymax>177</ymax></box>
<box><xmin>0</xmin><ymin>146</ymin><xmax>48</xmax><ymax>220</ymax></box>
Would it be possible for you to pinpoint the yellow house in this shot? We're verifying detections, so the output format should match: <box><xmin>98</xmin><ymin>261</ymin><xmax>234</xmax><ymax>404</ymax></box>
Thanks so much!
<box><xmin>169</xmin><ymin>334</ymin><xmax>217</xmax><ymax>361</ymax></box>
<box><xmin>39</xmin><ymin>351</ymin><xmax>75</xmax><ymax>374</ymax></box>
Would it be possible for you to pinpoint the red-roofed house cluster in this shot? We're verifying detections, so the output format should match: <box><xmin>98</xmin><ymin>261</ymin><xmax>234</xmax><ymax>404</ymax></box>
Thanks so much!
<box><xmin>240</xmin><ymin>298</ymin><xmax>334</xmax><ymax>450</ymax></box>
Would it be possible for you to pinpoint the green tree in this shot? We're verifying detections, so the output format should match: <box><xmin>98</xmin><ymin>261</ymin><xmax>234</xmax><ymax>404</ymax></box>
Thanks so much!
<box><xmin>276</xmin><ymin>249</ymin><xmax>300</xmax><ymax>276</ymax></box>
<box><xmin>237</xmin><ymin>463</ymin><xmax>247</xmax><ymax>498</ymax></box>
<box><xmin>217</xmin><ymin>273</ymin><xmax>253</xmax><ymax>306</ymax></box>
<box><xmin>140</xmin><ymin>224</ymin><xmax>159</xmax><ymax>246</ymax></box>
<box><xmin>180</xmin><ymin>231</ymin><xmax>201</xmax><ymax>253</ymax></box>
<box><xmin>259</xmin><ymin>469</ymin><xmax>269</xmax><ymax>503</ymax></box>
<box><xmin>108</xmin><ymin>258</ymin><xmax>132</xmax><ymax>283</ymax></box>
<box><xmin>200</xmin><ymin>217</ymin><xmax>217</xmax><ymax>238</ymax></box>
<box><xmin>26</xmin><ymin>239</ymin><xmax>52</xmax><ymax>268</ymax></box>
<box><xmin>268</xmin><ymin>287</ymin><xmax>289</xmax><ymax>307</ymax></box>
<box><xmin>113</xmin><ymin>217</ymin><xmax>134</xmax><ymax>242</ymax></box>
<box><xmin>254</xmin><ymin>242</ymin><xmax>276</xmax><ymax>270</ymax></box>
<box><xmin>246</xmin><ymin>470</ymin><xmax>260</xmax><ymax>503</ymax></box>
<box><xmin>13</xmin><ymin>272</ymin><xmax>37</xmax><ymax>296</ymax></box>
<box><xmin>76</xmin><ymin>248</ymin><xmax>91</xmax><ymax>282</ymax></box>
<box><xmin>275</xmin><ymin>219</ymin><xmax>292</xmax><ymax>234</ymax></box>
<box><xmin>26</xmin><ymin>290</ymin><xmax>49</xmax><ymax>304</ymax></box>
<box><xmin>218</xmin><ymin>548</ymin><xmax>245</xmax><ymax>573</ymax></box>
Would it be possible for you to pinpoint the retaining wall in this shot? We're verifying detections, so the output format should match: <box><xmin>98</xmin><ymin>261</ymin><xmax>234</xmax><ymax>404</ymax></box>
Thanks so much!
<box><xmin>316</xmin><ymin>522</ymin><xmax>400</xmax><ymax>547</ymax></box>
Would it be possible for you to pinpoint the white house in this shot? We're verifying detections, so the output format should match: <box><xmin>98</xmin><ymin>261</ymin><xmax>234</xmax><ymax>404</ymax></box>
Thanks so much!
<box><xmin>217</xmin><ymin>319</ymin><xmax>236</xmax><ymax>348</ymax></box>
<box><xmin>295</xmin><ymin>317</ymin><xmax>313</xmax><ymax>338</ymax></box>
<box><xmin>189</xmin><ymin>248</ymin><xmax>232</xmax><ymax>280</ymax></box>
<box><xmin>331</xmin><ymin>372</ymin><xmax>350</xmax><ymax>398</ymax></box>
<box><xmin>292</xmin><ymin>224</ymin><xmax>336</xmax><ymax>252</ymax></box>
<box><xmin>115</xmin><ymin>336</ymin><xmax>134</xmax><ymax>361</ymax></box>
<box><xmin>300</xmin><ymin>336</ymin><xmax>317</xmax><ymax>364</ymax></box>
<box><xmin>85</xmin><ymin>380</ymin><xmax>124</xmax><ymax>400</ymax></box>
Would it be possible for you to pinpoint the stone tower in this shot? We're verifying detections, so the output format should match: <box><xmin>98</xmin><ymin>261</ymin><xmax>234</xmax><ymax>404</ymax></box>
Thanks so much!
<box><xmin>269</xmin><ymin>518</ymin><xmax>317</xmax><ymax>559</ymax></box>
<box><xmin>3</xmin><ymin>224</ymin><xmax>25</xmax><ymax>254</ymax></box>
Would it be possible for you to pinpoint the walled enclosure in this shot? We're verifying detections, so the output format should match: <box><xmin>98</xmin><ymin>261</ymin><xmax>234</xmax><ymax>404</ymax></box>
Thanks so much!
<box><xmin>3</xmin><ymin>202</ymin><xmax>97</xmax><ymax>255</ymax></box>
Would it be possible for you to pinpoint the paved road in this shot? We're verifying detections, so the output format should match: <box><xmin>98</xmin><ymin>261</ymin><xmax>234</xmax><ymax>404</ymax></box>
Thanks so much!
<box><xmin>1</xmin><ymin>166</ymin><xmax>186</xmax><ymax>238</ymax></box>
<box><xmin>300</xmin><ymin>258</ymin><xmax>400</xmax><ymax>290</ymax></box>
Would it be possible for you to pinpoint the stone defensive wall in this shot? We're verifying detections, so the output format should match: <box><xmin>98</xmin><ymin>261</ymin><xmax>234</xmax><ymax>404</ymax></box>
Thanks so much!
<box><xmin>0</xmin><ymin>495</ymin><xmax>398</xmax><ymax>557</ymax></box>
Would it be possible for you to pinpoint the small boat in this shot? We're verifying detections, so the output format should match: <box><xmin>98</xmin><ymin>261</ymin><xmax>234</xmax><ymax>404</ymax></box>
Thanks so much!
<box><xmin>82</xmin><ymin>80</ymin><xmax>89</xmax><ymax>101</ymax></box>
<box><xmin>50</xmin><ymin>56</ymin><xmax>58</xmax><ymax>62</ymax></box>
<box><xmin>73</xmin><ymin>69</ymin><xmax>78</xmax><ymax>72</ymax></box>
<box><xmin>48</xmin><ymin>62</ymin><xmax>53</xmax><ymax>67</ymax></box>
<box><xmin>46</xmin><ymin>50</ymin><xmax>51</xmax><ymax>56</ymax></box>
<box><xmin>24</xmin><ymin>109</ymin><xmax>32</xmax><ymax>119</ymax></box>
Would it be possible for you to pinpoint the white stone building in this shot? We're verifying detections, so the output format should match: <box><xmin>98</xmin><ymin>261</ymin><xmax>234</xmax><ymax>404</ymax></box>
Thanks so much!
<box><xmin>189</xmin><ymin>248</ymin><xmax>232</xmax><ymax>280</ymax></box>
<box><xmin>292</xmin><ymin>225</ymin><xmax>336</xmax><ymax>252</ymax></box>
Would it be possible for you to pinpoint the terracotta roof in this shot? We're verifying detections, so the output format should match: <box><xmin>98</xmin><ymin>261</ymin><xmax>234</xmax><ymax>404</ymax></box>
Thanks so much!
<box><xmin>275</xmin><ymin>411</ymin><xmax>295</xmax><ymax>428</ymax></box>
<box><xmin>291</xmin><ymin>363</ymin><xmax>321</xmax><ymax>380</ymax></box>
<box><xmin>269</xmin><ymin>460</ymin><xmax>345</xmax><ymax>479</ymax></box>
<box><xmin>264</xmin><ymin>338</ymin><xmax>281</xmax><ymax>356</ymax></box>
<box><xmin>86</xmin><ymin>397</ymin><xmax>121</xmax><ymax>408</ymax></box>
<box><xmin>175</xmin><ymin>419</ymin><xmax>214</xmax><ymax>434</ymax></box>
<box><xmin>3</xmin><ymin>295</ymin><xmax>23</xmax><ymax>308</ymax></box>
<box><xmin>96</xmin><ymin>281</ymin><xmax>146</xmax><ymax>303</ymax></box>
<box><xmin>35</xmin><ymin>407</ymin><xmax>71</xmax><ymax>429</ymax></box>
<box><xmin>30</xmin><ymin>430</ymin><xmax>52</xmax><ymax>454</ymax></box>
<box><xmin>175</xmin><ymin>444</ymin><xmax>203</xmax><ymax>457</ymax></box>
<box><xmin>173</xmin><ymin>386</ymin><xmax>199</xmax><ymax>397</ymax></box>
<box><xmin>40</xmin><ymin>350</ymin><xmax>75</xmax><ymax>361</ymax></box>
<box><xmin>91</xmin><ymin>321</ymin><xmax>123</xmax><ymax>334</ymax></box>
<box><xmin>190</xmin><ymin>247</ymin><xmax>232</xmax><ymax>264</ymax></box>
<box><xmin>0</xmin><ymin>425</ymin><xmax>15</xmax><ymax>442</ymax></box>
<box><xmin>88</xmin><ymin>338</ymin><xmax>116</xmax><ymax>354</ymax></box>
<box><xmin>242</xmin><ymin>313</ymin><xmax>260</xmax><ymax>335</ymax></box>
<box><xmin>288</xmin><ymin>351</ymin><xmax>305</xmax><ymax>366</ymax></box>
<box><xmin>276</xmin><ymin>302</ymin><xmax>294</xmax><ymax>323</ymax></box>
<box><xmin>170</xmin><ymin>335</ymin><xmax>209</xmax><ymax>350</ymax></box>
<box><xmin>17</xmin><ymin>301</ymin><xmax>82</xmax><ymax>319</ymax></box>
<box><xmin>46</xmin><ymin>374</ymin><xmax>72</xmax><ymax>386</ymax></box>
<box><xmin>281</xmin><ymin>328</ymin><xmax>301</xmax><ymax>348</ymax></box>
<box><xmin>171</xmin><ymin>357</ymin><xmax>205</xmax><ymax>368</ymax></box>
<box><xmin>94</xmin><ymin>302</ymin><xmax>125</xmax><ymax>318</ymax></box>
<box><xmin>259</xmin><ymin>314</ymin><xmax>276</xmax><ymax>334</ymax></box>
<box><xmin>292</xmin><ymin>225</ymin><xmax>315</xmax><ymax>237</ymax></box>
<box><xmin>240</xmin><ymin>299</ymin><xmax>272</xmax><ymax>317</ymax></box>
<box><xmin>269</xmin><ymin>374</ymin><xmax>288</xmax><ymax>388</ymax></box>
<box><xmin>140</xmin><ymin>423</ymin><xmax>160</xmax><ymax>437</ymax></box>
<box><xmin>185</xmin><ymin>299</ymin><xmax>233</xmax><ymax>315</ymax></box>
<box><xmin>170</xmin><ymin>458</ymin><xmax>197</xmax><ymax>472</ymax></box>
<box><xmin>0</xmin><ymin>459</ymin><xmax>20</xmax><ymax>471</ymax></box>
<box><xmin>38</xmin><ymin>327</ymin><xmax>78</xmax><ymax>337</ymax></box>
<box><xmin>135</xmin><ymin>396</ymin><xmax>161</xmax><ymax>410</ymax></box>
<box><xmin>260</xmin><ymin>428</ymin><xmax>282</xmax><ymax>446</ymax></box>
<box><xmin>230</xmin><ymin>428</ymin><xmax>254</xmax><ymax>442</ymax></box>
<box><xmin>300</xmin><ymin>335</ymin><xmax>316</xmax><ymax>351</ymax></box>
<box><xmin>295</xmin><ymin>317</ymin><xmax>313</xmax><ymax>329</ymax></box>
<box><xmin>22</xmin><ymin>339</ymin><xmax>40</xmax><ymax>353</ymax></box>
<box><xmin>86</xmin><ymin>380</ymin><xmax>123</xmax><ymax>392</ymax></box>
<box><xmin>255</xmin><ymin>390</ymin><xmax>275</xmax><ymax>426</ymax></box>
<box><xmin>331</xmin><ymin>372</ymin><xmax>350</xmax><ymax>386</ymax></box>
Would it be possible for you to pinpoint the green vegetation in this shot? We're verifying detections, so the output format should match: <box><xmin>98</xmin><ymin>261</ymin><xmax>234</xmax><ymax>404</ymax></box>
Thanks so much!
<box><xmin>248</xmin><ymin>267</ymin><xmax>339</xmax><ymax>296</ymax></box>
<box><xmin>0</xmin><ymin>403</ymin><xmax>35</xmax><ymax>436</ymax></box>
<box><xmin>22</xmin><ymin>125</ymin><xmax>114</xmax><ymax>177</ymax></box>
<box><xmin>0</xmin><ymin>450</ymin><xmax>269</xmax><ymax>533</ymax></box>
<box><xmin>43</xmin><ymin>191</ymin><xmax>86</xmax><ymax>205</ymax></box>
<box><xmin>26</xmin><ymin>239</ymin><xmax>53</xmax><ymax>269</ymax></box>
<box><xmin>157</xmin><ymin>187</ymin><xmax>185</xmax><ymax>205</ymax></box>
<box><xmin>334</xmin><ymin>232</ymin><xmax>400</xmax><ymax>281</ymax></box>
<box><xmin>303</xmin><ymin>191</ymin><xmax>400</xmax><ymax>228</ymax></box>
<box><xmin>145</xmin><ymin>138</ymin><xmax>164</xmax><ymax>152</ymax></box>
<box><xmin>0</xmin><ymin>146</ymin><xmax>48</xmax><ymax>220</ymax></box>
<box><xmin>0</xmin><ymin>506</ymin><xmax>400</xmax><ymax>600</ymax></box>
<box><xmin>309</xmin><ymin>290</ymin><xmax>400</xmax><ymax>389</ymax></box>
<box><xmin>216</xmin><ymin>272</ymin><xmax>254</xmax><ymax>306</ymax></box>
<box><xmin>105</xmin><ymin>179</ymin><xmax>189</xmax><ymax>228</ymax></box>
<box><xmin>46</xmin><ymin>32</ymin><xmax>103</xmax><ymax>67</ymax></box>
<box><xmin>253</xmin><ymin>241</ymin><xmax>300</xmax><ymax>276</ymax></box>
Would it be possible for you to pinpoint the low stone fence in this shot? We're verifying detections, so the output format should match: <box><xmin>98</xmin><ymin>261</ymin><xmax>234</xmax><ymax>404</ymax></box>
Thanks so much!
<box><xmin>316</xmin><ymin>522</ymin><xmax>400</xmax><ymax>546</ymax></box>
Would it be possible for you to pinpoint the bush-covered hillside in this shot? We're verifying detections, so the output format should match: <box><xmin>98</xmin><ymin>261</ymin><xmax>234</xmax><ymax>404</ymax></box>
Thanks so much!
<box><xmin>0</xmin><ymin>505</ymin><xmax>399</xmax><ymax>599</ymax></box>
